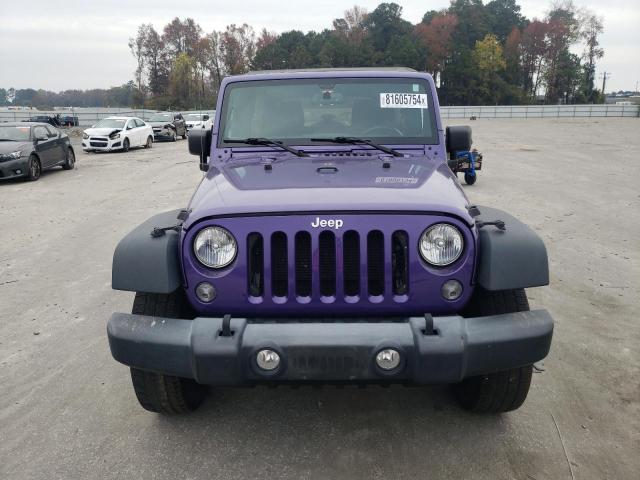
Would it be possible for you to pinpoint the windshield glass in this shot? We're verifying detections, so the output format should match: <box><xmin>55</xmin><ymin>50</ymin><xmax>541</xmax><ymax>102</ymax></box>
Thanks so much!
<box><xmin>186</xmin><ymin>114</ymin><xmax>205</xmax><ymax>120</ymax></box>
<box><xmin>94</xmin><ymin>119</ymin><xmax>126</xmax><ymax>128</ymax></box>
<box><xmin>219</xmin><ymin>78</ymin><xmax>437</xmax><ymax>146</ymax></box>
<box><xmin>0</xmin><ymin>125</ymin><xmax>31</xmax><ymax>141</ymax></box>
<box><xmin>149</xmin><ymin>113</ymin><xmax>172</xmax><ymax>122</ymax></box>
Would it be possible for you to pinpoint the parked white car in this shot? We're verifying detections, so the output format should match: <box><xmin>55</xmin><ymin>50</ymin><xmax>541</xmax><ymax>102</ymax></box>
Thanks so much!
<box><xmin>82</xmin><ymin>116</ymin><xmax>153</xmax><ymax>153</ymax></box>
<box><xmin>184</xmin><ymin>112</ymin><xmax>214</xmax><ymax>134</ymax></box>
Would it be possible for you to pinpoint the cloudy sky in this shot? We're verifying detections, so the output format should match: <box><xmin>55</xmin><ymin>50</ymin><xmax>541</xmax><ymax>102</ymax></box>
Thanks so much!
<box><xmin>0</xmin><ymin>0</ymin><xmax>638</xmax><ymax>92</ymax></box>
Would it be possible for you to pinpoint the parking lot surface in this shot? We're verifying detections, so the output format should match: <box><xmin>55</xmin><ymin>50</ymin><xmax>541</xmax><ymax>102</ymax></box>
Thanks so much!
<box><xmin>1</xmin><ymin>119</ymin><xmax>638</xmax><ymax>479</ymax></box>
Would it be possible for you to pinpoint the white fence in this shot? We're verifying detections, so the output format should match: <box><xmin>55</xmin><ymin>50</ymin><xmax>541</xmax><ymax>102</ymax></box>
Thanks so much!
<box><xmin>0</xmin><ymin>108</ymin><xmax>215</xmax><ymax>126</ymax></box>
<box><xmin>440</xmin><ymin>104</ymin><xmax>639</xmax><ymax>119</ymax></box>
<box><xmin>1</xmin><ymin>104</ymin><xmax>637</xmax><ymax>126</ymax></box>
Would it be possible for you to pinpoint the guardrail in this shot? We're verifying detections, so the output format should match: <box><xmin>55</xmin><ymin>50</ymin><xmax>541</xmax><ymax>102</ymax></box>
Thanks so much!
<box><xmin>440</xmin><ymin>104</ymin><xmax>639</xmax><ymax>118</ymax></box>
<box><xmin>0</xmin><ymin>109</ymin><xmax>215</xmax><ymax>126</ymax></box>
<box><xmin>1</xmin><ymin>105</ymin><xmax>637</xmax><ymax>126</ymax></box>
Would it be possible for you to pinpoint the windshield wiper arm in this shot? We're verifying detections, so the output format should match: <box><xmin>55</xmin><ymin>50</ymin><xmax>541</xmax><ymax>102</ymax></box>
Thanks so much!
<box><xmin>223</xmin><ymin>137</ymin><xmax>308</xmax><ymax>157</ymax></box>
<box><xmin>310</xmin><ymin>137</ymin><xmax>403</xmax><ymax>157</ymax></box>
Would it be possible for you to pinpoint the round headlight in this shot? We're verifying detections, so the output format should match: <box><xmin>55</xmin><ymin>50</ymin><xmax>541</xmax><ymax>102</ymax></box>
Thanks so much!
<box><xmin>419</xmin><ymin>224</ymin><xmax>464</xmax><ymax>266</ymax></box>
<box><xmin>193</xmin><ymin>226</ymin><xmax>237</xmax><ymax>268</ymax></box>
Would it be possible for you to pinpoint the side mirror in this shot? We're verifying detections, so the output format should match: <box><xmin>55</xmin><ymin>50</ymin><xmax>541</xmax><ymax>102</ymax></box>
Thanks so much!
<box><xmin>188</xmin><ymin>128</ymin><xmax>212</xmax><ymax>172</ymax></box>
<box><xmin>445</xmin><ymin>126</ymin><xmax>472</xmax><ymax>155</ymax></box>
<box><xmin>34</xmin><ymin>134</ymin><xmax>47</xmax><ymax>142</ymax></box>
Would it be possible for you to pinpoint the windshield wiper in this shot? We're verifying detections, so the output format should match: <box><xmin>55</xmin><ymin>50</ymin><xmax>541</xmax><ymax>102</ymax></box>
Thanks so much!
<box><xmin>310</xmin><ymin>137</ymin><xmax>403</xmax><ymax>157</ymax></box>
<box><xmin>224</xmin><ymin>137</ymin><xmax>308</xmax><ymax>157</ymax></box>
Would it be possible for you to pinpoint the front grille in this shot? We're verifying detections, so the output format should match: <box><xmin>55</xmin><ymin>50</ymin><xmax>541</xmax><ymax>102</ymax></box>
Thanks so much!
<box><xmin>245</xmin><ymin>229</ymin><xmax>410</xmax><ymax>302</ymax></box>
<box><xmin>90</xmin><ymin>141</ymin><xmax>107</xmax><ymax>147</ymax></box>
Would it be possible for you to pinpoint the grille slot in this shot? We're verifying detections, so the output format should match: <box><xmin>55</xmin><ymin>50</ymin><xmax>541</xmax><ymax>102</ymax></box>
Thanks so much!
<box><xmin>245</xmin><ymin>226</ymin><xmax>409</xmax><ymax>301</ymax></box>
<box><xmin>319</xmin><ymin>231</ymin><xmax>336</xmax><ymax>297</ymax></box>
<box><xmin>247</xmin><ymin>233</ymin><xmax>264</xmax><ymax>297</ymax></box>
<box><xmin>367</xmin><ymin>231</ymin><xmax>385</xmax><ymax>296</ymax></box>
<box><xmin>392</xmin><ymin>231</ymin><xmax>409</xmax><ymax>295</ymax></box>
<box><xmin>342</xmin><ymin>230</ymin><xmax>360</xmax><ymax>296</ymax></box>
<box><xmin>295</xmin><ymin>232</ymin><xmax>312</xmax><ymax>297</ymax></box>
<box><xmin>271</xmin><ymin>232</ymin><xmax>288</xmax><ymax>297</ymax></box>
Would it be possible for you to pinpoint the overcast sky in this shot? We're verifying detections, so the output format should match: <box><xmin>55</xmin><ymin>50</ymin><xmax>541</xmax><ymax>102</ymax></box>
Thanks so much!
<box><xmin>0</xmin><ymin>0</ymin><xmax>638</xmax><ymax>92</ymax></box>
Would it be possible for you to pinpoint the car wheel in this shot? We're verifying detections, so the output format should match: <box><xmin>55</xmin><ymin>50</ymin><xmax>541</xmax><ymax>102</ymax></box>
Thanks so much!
<box><xmin>171</xmin><ymin>130</ymin><xmax>177</xmax><ymax>142</ymax></box>
<box><xmin>62</xmin><ymin>148</ymin><xmax>75</xmax><ymax>170</ymax></box>
<box><xmin>122</xmin><ymin>138</ymin><xmax>130</xmax><ymax>152</ymax></box>
<box><xmin>181</xmin><ymin>129</ymin><xmax>187</xmax><ymax>139</ymax></box>
<box><xmin>26</xmin><ymin>154</ymin><xmax>41</xmax><ymax>181</ymax></box>
<box><xmin>453</xmin><ymin>288</ymin><xmax>533</xmax><ymax>413</ymax></box>
<box><xmin>144</xmin><ymin>136</ymin><xmax>153</xmax><ymax>149</ymax></box>
<box><xmin>128</xmin><ymin>291</ymin><xmax>207</xmax><ymax>414</ymax></box>
<box><xmin>464</xmin><ymin>172</ymin><xmax>477</xmax><ymax>185</ymax></box>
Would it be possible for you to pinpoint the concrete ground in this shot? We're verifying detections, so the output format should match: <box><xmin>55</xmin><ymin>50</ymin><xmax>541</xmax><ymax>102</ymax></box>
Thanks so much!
<box><xmin>0</xmin><ymin>118</ymin><xmax>638</xmax><ymax>480</ymax></box>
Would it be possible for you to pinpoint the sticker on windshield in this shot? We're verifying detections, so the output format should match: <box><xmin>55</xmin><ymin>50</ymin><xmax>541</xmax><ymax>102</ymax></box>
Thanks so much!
<box><xmin>380</xmin><ymin>93</ymin><xmax>428</xmax><ymax>109</ymax></box>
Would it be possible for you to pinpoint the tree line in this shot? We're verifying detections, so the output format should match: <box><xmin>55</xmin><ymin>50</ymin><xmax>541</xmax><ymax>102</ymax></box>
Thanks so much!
<box><xmin>2</xmin><ymin>0</ymin><xmax>605</xmax><ymax>109</ymax></box>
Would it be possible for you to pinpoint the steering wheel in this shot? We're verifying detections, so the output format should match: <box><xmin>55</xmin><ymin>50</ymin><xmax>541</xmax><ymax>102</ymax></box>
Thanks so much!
<box><xmin>362</xmin><ymin>126</ymin><xmax>404</xmax><ymax>137</ymax></box>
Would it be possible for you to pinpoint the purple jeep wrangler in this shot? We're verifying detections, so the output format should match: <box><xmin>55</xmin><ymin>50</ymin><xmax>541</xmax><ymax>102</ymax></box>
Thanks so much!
<box><xmin>108</xmin><ymin>68</ymin><xmax>553</xmax><ymax>414</ymax></box>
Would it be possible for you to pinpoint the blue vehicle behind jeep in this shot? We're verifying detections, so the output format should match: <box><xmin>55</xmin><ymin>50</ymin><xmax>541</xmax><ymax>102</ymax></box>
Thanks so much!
<box><xmin>107</xmin><ymin>68</ymin><xmax>553</xmax><ymax>414</ymax></box>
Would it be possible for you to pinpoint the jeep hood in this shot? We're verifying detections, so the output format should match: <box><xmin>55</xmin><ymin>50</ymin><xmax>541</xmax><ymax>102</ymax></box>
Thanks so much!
<box><xmin>185</xmin><ymin>155</ymin><xmax>473</xmax><ymax>229</ymax></box>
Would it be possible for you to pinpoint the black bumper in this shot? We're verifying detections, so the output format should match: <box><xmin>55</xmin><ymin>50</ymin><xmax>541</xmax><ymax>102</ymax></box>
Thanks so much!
<box><xmin>107</xmin><ymin>311</ymin><xmax>553</xmax><ymax>385</ymax></box>
<box><xmin>0</xmin><ymin>157</ymin><xmax>29</xmax><ymax>180</ymax></box>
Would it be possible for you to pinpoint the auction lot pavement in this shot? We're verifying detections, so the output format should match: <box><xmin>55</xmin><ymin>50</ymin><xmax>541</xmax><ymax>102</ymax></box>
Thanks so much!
<box><xmin>1</xmin><ymin>119</ymin><xmax>638</xmax><ymax>479</ymax></box>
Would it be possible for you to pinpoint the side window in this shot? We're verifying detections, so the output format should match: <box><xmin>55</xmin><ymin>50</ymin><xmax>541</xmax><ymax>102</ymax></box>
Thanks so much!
<box><xmin>45</xmin><ymin>125</ymin><xmax>58</xmax><ymax>137</ymax></box>
<box><xmin>135</xmin><ymin>119</ymin><xmax>145</xmax><ymax>127</ymax></box>
<box><xmin>126</xmin><ymin>120</ymin><xmax>135</xmax><ymax>130</ymax></box>
<box><xmin>34</xmin><ymin>126</ymin><xmax>48</xmax><ymax>139</ymax></box>
<box><xmin>176</xmin><ymin>114</ymin><xmax>183</xmax><ymax>121</ymax></box>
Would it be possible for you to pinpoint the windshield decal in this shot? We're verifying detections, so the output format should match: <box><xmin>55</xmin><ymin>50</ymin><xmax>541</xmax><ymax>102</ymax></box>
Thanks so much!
<box><xmin>380</xmin><ymin>93</ymin><xmax>428</xmax><ymax>109</ymax></box>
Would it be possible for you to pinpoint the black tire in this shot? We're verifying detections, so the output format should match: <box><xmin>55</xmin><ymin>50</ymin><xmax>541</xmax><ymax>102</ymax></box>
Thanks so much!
<box><xmin>62</xmin><ymin>148</ymin><xmax>75</xmax><ymax>170</ymax></box>
<box><xmin>454</xmin><ymin>288</ymin><xmax>533</xmax><ymax>413</ymax></box>
<box><xmin>144</xmin><ymin>136</ymin><xmax>153</xmax><ymax>149</ymax></box>
<box><xmin>122</xmin><ymin>138</ymin><xmax>130</xmax><ymax>152</ymax></box>
<box><xmin>170</xmin><ymin>129</ymin><xmax>177</xmax><ymax>142</ymax></box>
<box><xmin>181</xmin><ymin>129</ymin><xmax>187</xmax><ymax>139</ymax></box>
<box><xmin>129</xmin><ymin>291</ymin><xmax>206</xmax><ymax>414</ymax></box>
<box><xmin>464</xmin><ymin>172</ymin><xmax>477</xmax><ymax>185</ymax></box>
<box><xmin>26</xmin><ymin>154</ymin><xmax>41</xmax><ymax>181</ymax></box>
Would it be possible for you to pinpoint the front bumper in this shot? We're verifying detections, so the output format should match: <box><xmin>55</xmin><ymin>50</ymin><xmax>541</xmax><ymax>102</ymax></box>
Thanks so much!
<box><xmin>153</xmin><ymin>129</ymin><xmax>174</xmax><ymax>140</ymax></box>
<box><xmin>0</xmin><ymin>156</ymin><xmax>29</xmax><ymax>180</ymax></box>
<box><xmin>107</xmin><ymin>310</ymin><xmax>553</xmax><ymax>385</ymax></box>
<box><xmin>82</xmin><ymin>137</ymin><xmax>122</xmax><ymax>151</ymax></box>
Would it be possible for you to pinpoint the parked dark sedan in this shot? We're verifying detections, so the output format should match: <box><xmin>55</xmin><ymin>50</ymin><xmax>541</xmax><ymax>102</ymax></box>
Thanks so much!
<box><xmin>0</xmin><ymin>122</ymin><xmax>75</xmax><ymax>181</ymax></box>
<box><xmin>147</xmin><ymin>112</ymin><xmax>187</xmax><ymax>141</ymax></box>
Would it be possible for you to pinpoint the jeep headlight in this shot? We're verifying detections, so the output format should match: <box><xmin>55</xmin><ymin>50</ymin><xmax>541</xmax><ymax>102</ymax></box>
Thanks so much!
<box><xmin>193</xmin><ymin>226</ymin><xmax>237</xmax><ymax>268</ymax></box>
<box><xmin>419</xmin><ymin>224</ymin><xmax>464</xmax><ymax>266</ymax></box>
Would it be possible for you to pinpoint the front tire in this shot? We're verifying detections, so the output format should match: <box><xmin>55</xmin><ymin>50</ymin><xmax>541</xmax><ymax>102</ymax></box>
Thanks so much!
<box><xmin>454</xmin><ymin>288</ymin><xmax>534</xmax><ymax>413</ymax></box>
<box><xmin>129</xmin><ymin>291</ymin><xmax>206</xmax><ymax>414</ymax></box>
<box><xmin>144</xmin><ymin>136</ymin><xmax>153</xmax><ymax>149</ymax></box>
<box><xmin>62</xmin><ymin>148</ymin><xmax>75</xmax><ymax>170</ymax></box>
<box><xmin>464</xmin><ymin>172</ymin><xmax>477</xmax><ymax>185</ymax></box>
<box><xmin>26</xmin><ymin>154</ymin><xmax>41</xmax><ymax>181</ymax></box>
<box><xmin>170</xmin><ymin>129</ymin><xmax>177</xmax><ymax>142</ymax></box>
<box><xmin>122</xmin><ymin>138</ymin><xmax>130</xmax><ymax>152</ymax></box>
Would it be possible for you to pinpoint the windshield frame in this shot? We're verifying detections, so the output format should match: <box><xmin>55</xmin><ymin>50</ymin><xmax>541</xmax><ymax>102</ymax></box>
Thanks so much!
<box><xmin>217</xmin><ymin>77</ymin><xmax>438</xmax><ymax>149</ymax></box>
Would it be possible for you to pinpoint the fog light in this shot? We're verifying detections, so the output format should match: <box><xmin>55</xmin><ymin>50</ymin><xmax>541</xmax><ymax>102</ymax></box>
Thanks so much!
<box><xmin>16</xmin><ymin>170</ymin><xmax>22</xmax><ymax>174</ymax></box>
<box><xmin>256</xmin><ymin>349</ymin><xmax>280</xmax><ymax>371</ymax></box>
<box><xmin>376</xmin><ymin>349</ymin><xmax>401</xmax><ymax>371</ymax></box>
<box><xmin>441</xmin><ymin>279</ymin><xmax>463</xmax><ymax>300</ymax></box>
<box><xmin>195</xmin><ymin>282</ymin><xmax>216</xmax><ymax>302</ymax></box>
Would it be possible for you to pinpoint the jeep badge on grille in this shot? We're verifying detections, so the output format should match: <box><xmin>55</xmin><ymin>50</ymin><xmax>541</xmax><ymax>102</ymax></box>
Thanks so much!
<box><xmin>311</xmin><ymin>217</ymin><xmax>344</xmax><ymax>229</ymax></box>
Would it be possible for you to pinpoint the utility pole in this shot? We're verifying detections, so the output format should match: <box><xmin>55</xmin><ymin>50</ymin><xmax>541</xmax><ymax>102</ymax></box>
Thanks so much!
<box><xmin>599</xmin><ymin>71</ymin><xmax>611</xmax><ymax>94</ymax></box>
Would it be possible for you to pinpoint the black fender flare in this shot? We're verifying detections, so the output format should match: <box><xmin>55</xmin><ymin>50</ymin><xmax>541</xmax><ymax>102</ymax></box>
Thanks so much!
<box><xmin>112</xmin><ymin>209</ymin><xmax>183</xmax><ymax>293</ymax></box>
<box><xmin>475</xmin><ymin>206</ymin><xmax>549</xmax><ymax>291</ymax></box>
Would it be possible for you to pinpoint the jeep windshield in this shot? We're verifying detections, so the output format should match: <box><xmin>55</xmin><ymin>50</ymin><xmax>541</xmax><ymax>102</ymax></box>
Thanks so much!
<box><xmin>218</xmin><ymin>78</ymin><xmax>437</xmax><ymax>147</ymax></box>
